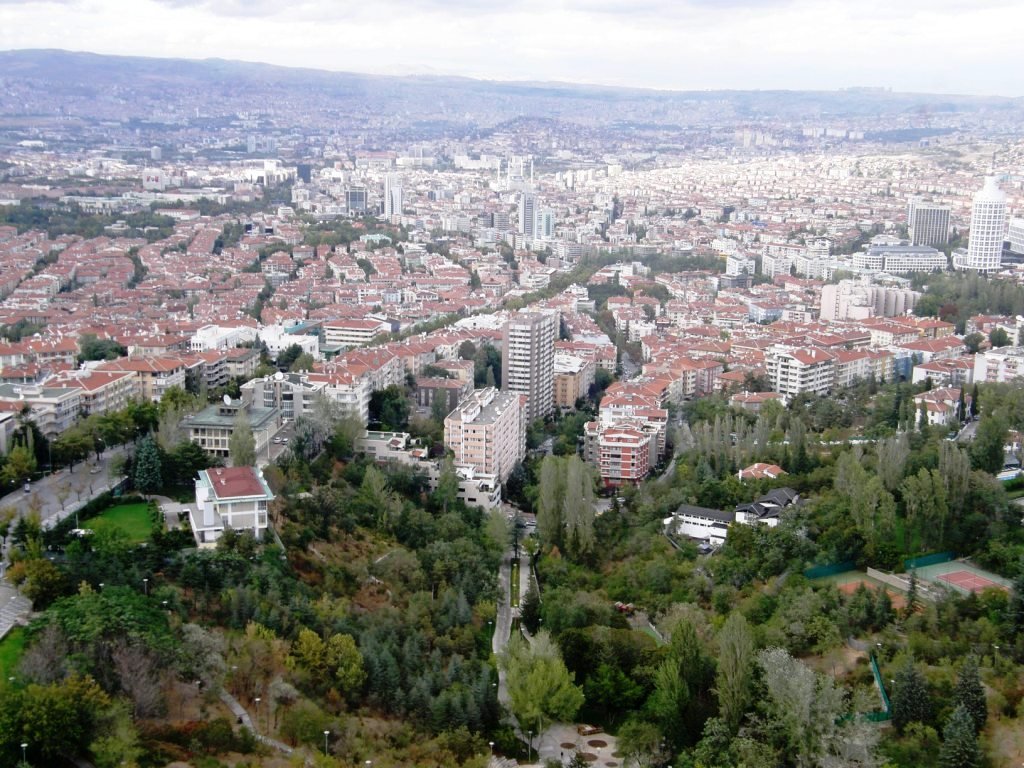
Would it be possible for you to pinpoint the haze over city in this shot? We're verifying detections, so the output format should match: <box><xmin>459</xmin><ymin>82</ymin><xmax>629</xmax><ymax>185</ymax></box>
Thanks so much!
<box><xmin>1</xmin><ymin>0</ymin><xmax>1023</xmax><ymax>95</ymax></box>
<box><xmin>2</xmin><ymin>2</ymin><xmax>1024</xmax><ymax>767</ymax></box>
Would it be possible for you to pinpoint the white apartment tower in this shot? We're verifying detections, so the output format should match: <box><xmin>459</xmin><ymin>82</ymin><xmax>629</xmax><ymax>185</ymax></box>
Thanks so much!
<box><xmin>954</xmin><ymin>177</ymin><xmax>1007</xmax><ymax>272</ymax></box>
<box><xmin>907</xmin><ymin>199</ymin><xmax>950</xmax><ymax>247</ymax></box>
<box><xmin>502</xmin><ymin>311</ymin><xmax>557</xmax><ymax>423</ymax></box>
<box><xmin>384</xmin><ymin>173</ymin><xmax>403</xmax><ymax>219</ymax></box>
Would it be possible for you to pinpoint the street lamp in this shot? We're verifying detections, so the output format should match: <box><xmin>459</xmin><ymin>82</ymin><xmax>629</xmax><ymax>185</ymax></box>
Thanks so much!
<box><xmin>254</xmin><ymin>697</ymin><xmax>261</xmax><ymax>731</ymax></box>
<box><xmin>143</xmin><ymin>577</ymin><xmax>149</xmax><ymax>596</ymax></box>
<box><xmin>21</xmin><ymin>743</ymin><xmax>27</xmax><ymax>764</ymax></box>
<box><xmin>323</xmin><ymin>730</ymin><xmax>330</xmax><ymax>755</ymax></box>
<box><xmin>528</xmin><ymin>730</ymin><xmax>533</xmax><ymax>763</ymax></box>
<box><xmin>489</xmin><ymin>741</ymin><xmax>494</xmax><ymax>756</ymax></box>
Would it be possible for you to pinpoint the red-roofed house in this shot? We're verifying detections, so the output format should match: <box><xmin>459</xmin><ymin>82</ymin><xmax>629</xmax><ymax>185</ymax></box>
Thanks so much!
<box><xmin>192</xmin><ymin>466</ymin><xmax>275</xmax><ymax>546</ymax></box>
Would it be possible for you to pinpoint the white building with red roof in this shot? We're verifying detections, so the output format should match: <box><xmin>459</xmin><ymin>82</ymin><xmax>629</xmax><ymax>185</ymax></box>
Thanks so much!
<box><xmin>192</xmin><ymin>466</ymin><xmax>275</xmax><ymax>546</ymax></box>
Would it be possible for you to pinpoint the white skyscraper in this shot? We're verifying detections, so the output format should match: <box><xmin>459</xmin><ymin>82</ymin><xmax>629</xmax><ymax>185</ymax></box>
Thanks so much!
<box><xmin>954</xmin><ymin>176</ymin><xmax>1007</xmax><ymax>272</ymax></box>
<box><xmin>384</xmin><ymin>173</ymin><xmax>403</xmax><ymax>219</ymax></box>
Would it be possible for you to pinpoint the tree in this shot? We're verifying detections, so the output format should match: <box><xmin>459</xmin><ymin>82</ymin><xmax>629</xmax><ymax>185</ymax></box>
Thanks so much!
<box><xmin>536</xmin><ymin>456</ymin><xmax>565</xmax><ymax>551</ymax></box>
<box><xmin>229</xmin><ymin>408</ymin><xmax>256</xmax><ymax>467</ymax></box>
<box><xmin>962</xmin><ymin>332</ymin><xmax>985</xmax><ymax>354</ymax></box>
<box><xmin>562</xmin><ymin>455</ymin><xmax>595</xmax><ymax>560</ymax></box>
<box><xmin>715</xmin><ymin>612</ymin><xmax>754</xmax><ymax>734</ymax></box>
<box><xmin>952</xmin><ymin>656</ymin><xmax>986</xmax><ymax>734</ymax></box>
<box><xmin>499</xmin><ymin>631</ymin><xmax>583</xmax><ymax>737</ymax></box>
<box><xmin>970</xmin><ymin>411</ymin><xmax>1008</xmax><ymax>474</ymax></box>
<box><xmin>755</xmin><ymin>648</ymin><xmax>846</xmax><ymax>768</ymax></box>
<box><xmin>520</xmin><ymin>582</ymin><xmax>541</xmax><ymax>635</ymax></box>
<box><xmin>876</xmin><ymin>433</ymin><xmax>910</xmax><ymax>492</ymax></box>
<box><xmin>132</xmin><ymin>435</ymin><xmax>162</xmax><ymax>497</ymax></box>
<box><xmin>891</xmin><ymin>659</ymin><xmax>932</xmax><ymax>733</ymax></box>
<box><xmin>289</xmin><ymin>352</ymin><xmax>315</xmax><ymax>372</ymax></box>
<box><xmin>434</xmin><ymin>456</ymin><xmax>460</xmax><ymax>515</ymax></box>
<box><xmin>988</xmin><ymin>327</ymin><xmax>1011</xmax><ymax>348</ymax></box>
<box><xmin>1</xmin><ymin>442</ymin><xmax>36</xmax><ymax>486</ymax></box>
<box><xmin>325</xmin><ymin>633</ymin><xmax>365</xmax><ymax>699</ymax></box>
<box><xmin>369</xmin><ymin>385</ymin><xmax>410</xmax><ymax>431</ymax></box>
<box><xmin>648</xmin><ymin>657</ymin><xmax>689</xmax><ymax>749</ymax></box>
<box><xmin>938</xmin><ymin>705</ymin><xmax>982</xmax><ymax>768</ymax></box>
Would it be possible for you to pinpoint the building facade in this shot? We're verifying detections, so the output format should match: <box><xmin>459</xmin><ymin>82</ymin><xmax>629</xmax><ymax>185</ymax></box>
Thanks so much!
<box><xmin>443</xmin><ymin>387</ymin><xmax>526</xmax><ymax>482</ymax></box>
<box><xmin>192</xmin><ymin>466</ymin><xmax>275</xmax><ymax>546</ymax></box>
<box><xmin>954</xmin><ymin>176</ymin><xmax>1007</xmax><ymax>272</ymax></box>
<box><xmin>502</xmin><ymin>311</ymin><xmax>557</xmax><ymax>423</ymax></box>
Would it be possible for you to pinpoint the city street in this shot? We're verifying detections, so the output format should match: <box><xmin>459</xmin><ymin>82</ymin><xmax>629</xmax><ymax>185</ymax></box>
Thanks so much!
<box><xmin>0</xmin><ymin>444</ymin><xmax>131</xmax><ymax>532</ymax></box>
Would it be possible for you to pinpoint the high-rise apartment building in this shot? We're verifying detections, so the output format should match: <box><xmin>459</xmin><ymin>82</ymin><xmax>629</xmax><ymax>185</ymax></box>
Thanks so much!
<box><xmin>1008</xmin><ymin>218</ymin><xmax>1024</xmax><ymax>255</ymax></box>
<box><xmin>954</xmin><ymin>177</ymin><xmax>1007</xmax><ymax>272</ymax></box>
<box><xmin>384</xmin><ymin>173</ymin><xmax>403</xmax><ymax>219</ymax></box>
<box><xmin>518</xmin><ymin>192</ymin><xmax>537</xmax><ymax>240</ymax></box>
<box><xmin>502</xmin><ymin>311</ymin><xmax>557</xmax><ymax>423</ymax></box>
<box><xmin>908</xmin><ymin>200</ymin><xmax>950</xmax><ymax>247</ymax></box>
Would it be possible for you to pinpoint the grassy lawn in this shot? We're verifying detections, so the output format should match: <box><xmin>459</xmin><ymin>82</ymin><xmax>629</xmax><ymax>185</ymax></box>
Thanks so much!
<box><xmin>510</xmin><ymin>559</ymin><xmax>521</xmax><ymax>607</ymax></box>
<box><xmin>0</xmin><ymin>627</ymin><xmax>27</xmax><ymax>678</ymax></box>
<box><xmin>90</xmin><ymin>502</ymin><xmax>153</xmax><ymax>544</ymax></box>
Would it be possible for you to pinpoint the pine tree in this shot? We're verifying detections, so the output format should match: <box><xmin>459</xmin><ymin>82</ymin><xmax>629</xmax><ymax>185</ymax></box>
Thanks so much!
<box><xmin>891</xmin><ymin>660</ymin><xmax>932</xmax><ymax>733</ymax></box>
<box><xmin>952</xmin><ymin>656</ymin><xmax>987</xmax><ymax>733</ymax></box>
<box><xmin>133</xmin><ymin>434</ymin><xmax>163</xmax><ymax>498</ymax></box>
<box><xmin>939</xmin><ymin>705</ymin><xmax>982</xmax><ymax>768</ymax></box>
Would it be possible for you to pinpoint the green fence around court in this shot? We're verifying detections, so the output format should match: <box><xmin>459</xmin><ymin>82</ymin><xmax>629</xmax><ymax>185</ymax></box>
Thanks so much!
<box><xmin>904</xmin><ymin>552</ymin><xmax>955</xmax><ymax>571</ymax></box>
<box><xmin>869</xmin><ymin>654</ymin><xmax>892</xmax><ymax>718</ymax></box>
<box><xmin>804</xmin><ymin>561</ymin><xmax>857</xmax><ymax>580</ymax></box>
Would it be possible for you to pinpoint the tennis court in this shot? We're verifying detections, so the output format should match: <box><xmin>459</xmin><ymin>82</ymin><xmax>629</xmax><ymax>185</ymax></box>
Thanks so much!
<box><xmin>819</xmin><ymin>571</ymin><xmax>907</xmax><ymax>610</ymax></box>
<box><xmin>914</xmin><ymin>560</ymin><xmax>1012</xmax><ymax>596</ymax></box>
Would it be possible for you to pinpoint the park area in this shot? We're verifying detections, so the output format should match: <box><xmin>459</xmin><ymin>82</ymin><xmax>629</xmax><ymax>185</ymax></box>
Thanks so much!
<box><xmin>88</xmin><ymin>502</ymin><xmax>154</xmax><ymax>544</ymax></box>
<box><xmin>0</xmin><ymin>627</ymin><xmax>27</xmax><ymax>678</ymax></box>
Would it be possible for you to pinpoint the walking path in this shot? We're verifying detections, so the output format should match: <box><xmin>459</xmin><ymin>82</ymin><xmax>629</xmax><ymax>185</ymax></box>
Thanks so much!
<box><xmin>0</xmin><ymin>582</ymin><xmax>31</xmax><ymax>640</ymax></box>
<box><xmin>218</xmin><ymin>689</ymin><xmax>295</xmax><ymax>756</ymax></box>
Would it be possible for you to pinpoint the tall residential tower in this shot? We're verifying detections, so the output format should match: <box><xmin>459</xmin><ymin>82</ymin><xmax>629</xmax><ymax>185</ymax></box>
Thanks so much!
<box><xmin>502</xmin><ymin>311</ymin><xmax>557</xmax><ymax>423</ymax></box>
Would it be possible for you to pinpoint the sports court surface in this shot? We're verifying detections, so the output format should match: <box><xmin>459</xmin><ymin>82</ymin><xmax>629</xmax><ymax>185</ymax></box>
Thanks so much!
<box><xmin>821</xmin><ymin>571</ymin><xmax>907</xmax><ymax>610</ymax></box>
<box><xmin>914</xmin><ymin>560</ymin><xmax>1012</xmax><ymax>595</ymax></box>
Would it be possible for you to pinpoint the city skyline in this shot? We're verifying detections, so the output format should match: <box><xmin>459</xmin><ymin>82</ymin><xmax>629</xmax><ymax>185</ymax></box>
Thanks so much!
<box><xmin>0</xmin><ymin>0</ymin><xmax>1022</xmax><ymax>97</ymax></box>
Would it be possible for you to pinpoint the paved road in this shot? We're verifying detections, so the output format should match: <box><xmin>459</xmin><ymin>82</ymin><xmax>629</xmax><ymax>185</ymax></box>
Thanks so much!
<box><xmin>0</xmin><ymin>444</ymin><xmax>131</xmax><ymax>532</ymax></box>
<box><xmin>957</xmin><ymin>419</ymin><xmax>979</xmax><ymax>443</ymax></box>
<box><xmin>494</xmin><ymin>550</ymin><xmax>513</xmax><ymax>709</ymax></box>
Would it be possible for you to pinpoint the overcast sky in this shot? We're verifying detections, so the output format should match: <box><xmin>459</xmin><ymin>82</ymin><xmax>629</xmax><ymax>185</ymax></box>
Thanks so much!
<box><xmin>1</xmin><ymin>0</ymin><xmax>1021</xmax><ymax>96</ymax></box>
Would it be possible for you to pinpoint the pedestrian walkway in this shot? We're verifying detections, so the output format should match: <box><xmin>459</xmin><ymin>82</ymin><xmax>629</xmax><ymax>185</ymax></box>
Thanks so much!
<box><xmin>0</xmin><ymin>583</ymin><xmax>32</xmax><ymax>640</ymax></box>
<box><xmin>218</xmin><ymin>689</ymin><xmax>294</xmax><ymax>756</ymax></box>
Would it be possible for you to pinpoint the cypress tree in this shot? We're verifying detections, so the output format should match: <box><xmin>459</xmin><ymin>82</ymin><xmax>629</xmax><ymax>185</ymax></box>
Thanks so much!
<box><xmin>952</xmin><ymin>656</ymin><xmax>987</xmax><ymax>733</ymax></box>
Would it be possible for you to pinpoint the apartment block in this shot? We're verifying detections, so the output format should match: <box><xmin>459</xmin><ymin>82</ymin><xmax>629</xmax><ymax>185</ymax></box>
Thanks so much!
<box><xmin>553</xmin><ymin>354</ymin><xmax>595</xmax><ymax>410</ymax></box>
<box><xmin>502</xmin><ymin>311</ymin><xmax>557</xmax><ymax>423</ymax></box>
<box><xmin>764</xmin><ymin>345</ymin><xmax>835</xmax><ymax>400</ymax></box>
<box><xmin>444</xmin><ymin>387</ymin><xmax>526</xmax><ymax>482</ymax></box>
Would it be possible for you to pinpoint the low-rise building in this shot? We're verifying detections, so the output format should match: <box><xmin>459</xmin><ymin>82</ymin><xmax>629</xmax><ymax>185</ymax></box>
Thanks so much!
<box><xmin>185</xmin><ymin>398</ymin><xmax>280</xmax><ymax>460</ymax></box>
<box><xmin>553</xmin><ymin>354</ymin><xmax>595</xmax><ymax>410</ymax></box>
<box><xmin>192</xmin><ymin>466</ymin><xmax>275</xmax><ymax>546</ymax></box>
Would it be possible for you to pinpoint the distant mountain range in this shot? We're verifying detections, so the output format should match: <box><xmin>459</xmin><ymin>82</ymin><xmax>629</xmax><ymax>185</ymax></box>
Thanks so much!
<box><xmin>0</xmin><ymin>48</ymin><xmax>1020</xmax><ymax>130</ymax></box>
